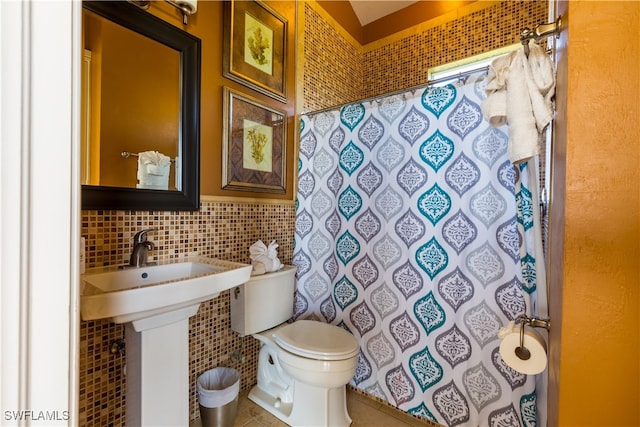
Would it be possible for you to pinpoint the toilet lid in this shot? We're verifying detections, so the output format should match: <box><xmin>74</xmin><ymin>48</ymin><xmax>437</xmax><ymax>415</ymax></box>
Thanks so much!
<box><xmin>273</xmin><ymin>320</ymin><xmax>359</xmax><ymax>361</ymax></box>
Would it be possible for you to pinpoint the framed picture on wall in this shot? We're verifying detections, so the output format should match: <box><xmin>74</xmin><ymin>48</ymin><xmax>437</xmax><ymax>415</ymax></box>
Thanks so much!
<box><xmin>222</xmin><ymin>87</ymin><xmax>287</xmax><ymax>194</ymax></box>
<box><xmin>223</xmin><ymin>0</ymin><xmax>287</xmax><ymax>102</ymax></box>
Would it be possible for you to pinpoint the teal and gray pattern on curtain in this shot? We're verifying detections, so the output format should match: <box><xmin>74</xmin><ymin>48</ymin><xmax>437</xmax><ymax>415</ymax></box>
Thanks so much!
<box><xmin>294</xmin><ymin>73</ymin><xmax>547</xmax><ymax>426</ymax></box>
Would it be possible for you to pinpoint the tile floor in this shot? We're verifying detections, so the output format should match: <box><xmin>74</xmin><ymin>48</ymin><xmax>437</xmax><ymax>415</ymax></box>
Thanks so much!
<box><xmin>191</xmin><ymin>388</ymin><xmax>436</xmax><ymax>427</ymax></box>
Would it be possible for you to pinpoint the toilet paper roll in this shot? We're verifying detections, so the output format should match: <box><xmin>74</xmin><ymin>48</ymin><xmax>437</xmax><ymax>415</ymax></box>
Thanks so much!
<box><xmin>498</xmin><ymin>323</ymin><xmax>547</xmax><ymax>375</ymax></box>
<box><xmin>176</xmin><ymin>0</ymin><xmax>197</xmax><ymax>14</ymax></box>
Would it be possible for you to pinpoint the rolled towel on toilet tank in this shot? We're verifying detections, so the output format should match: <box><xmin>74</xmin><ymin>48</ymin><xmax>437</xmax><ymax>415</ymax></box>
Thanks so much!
<box><xmin>249</xmin><ymin>240</ymin><xmax>283</xmax><ymax>275</ymax></box>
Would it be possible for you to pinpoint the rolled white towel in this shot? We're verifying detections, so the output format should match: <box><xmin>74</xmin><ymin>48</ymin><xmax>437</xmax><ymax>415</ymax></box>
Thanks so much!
<box><xmin>249</xmin><ymin>240</ymin><xmax>282</xmax><ymax>274</ymax></box>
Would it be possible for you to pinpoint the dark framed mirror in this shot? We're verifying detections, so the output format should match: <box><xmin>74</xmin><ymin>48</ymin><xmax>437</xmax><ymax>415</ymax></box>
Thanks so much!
<box><xmin>81</xmin><ymin>1</ymin><xmax>201</xmax><ymax>211</ymax></box>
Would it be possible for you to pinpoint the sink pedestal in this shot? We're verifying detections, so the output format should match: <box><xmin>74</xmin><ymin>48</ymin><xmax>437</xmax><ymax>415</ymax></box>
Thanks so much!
<box><xmin>125</xmin><ymin>304</ymin><xmax>200</xmax><ymax>426</ymax></box>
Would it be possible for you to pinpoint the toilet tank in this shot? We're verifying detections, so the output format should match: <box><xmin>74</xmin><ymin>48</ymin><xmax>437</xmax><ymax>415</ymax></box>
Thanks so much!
<box><xmin>230</xmin><ymin>265</ymin><xmax>297</xmax><ymax>336</ymax></box>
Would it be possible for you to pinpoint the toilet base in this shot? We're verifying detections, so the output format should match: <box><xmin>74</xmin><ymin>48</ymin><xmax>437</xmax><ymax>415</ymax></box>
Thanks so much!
<box><xmin>248</xmin><ymin>381</ymin><xmax>352</xmax><ymax>427</ymax></box>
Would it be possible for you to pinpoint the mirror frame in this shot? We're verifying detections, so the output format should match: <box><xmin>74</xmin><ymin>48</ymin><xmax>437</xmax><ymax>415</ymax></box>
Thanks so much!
<box><xmin>81</xmin><ymin>1</ymin><xmax>201</xmax><ymax>211</ymax></box>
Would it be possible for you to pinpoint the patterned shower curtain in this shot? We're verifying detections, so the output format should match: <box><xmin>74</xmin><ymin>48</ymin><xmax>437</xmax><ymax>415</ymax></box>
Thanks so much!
<box><xmin>293</xmin><ymin>73</ymin><xmax>547</xmax><ymax>427</ymax></box>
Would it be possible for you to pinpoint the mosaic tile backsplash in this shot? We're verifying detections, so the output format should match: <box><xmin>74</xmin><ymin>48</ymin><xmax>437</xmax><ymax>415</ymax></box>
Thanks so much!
<box><xmin>79</xmin><ymin>201</ymin><xmax>296</xmax><ymax>425</ymax></box>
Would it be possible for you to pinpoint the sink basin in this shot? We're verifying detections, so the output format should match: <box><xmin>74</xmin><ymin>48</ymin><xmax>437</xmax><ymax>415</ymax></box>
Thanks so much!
<box><xmin>80</xmin><ymin>257</ymin><xmax>252</xmax><ymax>326</ymax></box>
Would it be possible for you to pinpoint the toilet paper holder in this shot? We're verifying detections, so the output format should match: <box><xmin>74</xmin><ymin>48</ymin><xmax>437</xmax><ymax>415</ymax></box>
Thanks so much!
<box><xmin>514</xmin><ymin>315</ymin><xmax>550</xmax><ymax>361</ymax></box>
<box><xmin>516</xmin><ymin>314</ymin><xmax>550</xmax><ymax>331</ymax></box>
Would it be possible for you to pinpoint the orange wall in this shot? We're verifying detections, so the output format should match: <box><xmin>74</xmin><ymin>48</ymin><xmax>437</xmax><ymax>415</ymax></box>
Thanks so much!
<box><xmin>316</xmin><ymin>0</ymin><xmax>363</xmax><ymax>43</ymax></box>
<box><xmin>147</xmin><ymin>1</ymin><xmax>297</xmax><ymax>200</ymax></box>
<box><xmin>82</xmin><ymin>11</ymin><xmax>103</xmax><ymax>185</ymax></box>
<box><xmin>86</xmin><ymin>12</ymin><xmax>179</xmax><ymax>188</ymax></box>
<box><xmin>361</xmin><ymin>0</ymin><xmax>476</xmax><ymax>44</ymax></box>
<box><xmin>317</xmin><ymin>0</ymin><xmax>476</xmax><ymax>45</ymax></box>
<box><xmin>552</xmin><ymin>1</ymin><xmax>640</xmax><ymax>425</ymax></box>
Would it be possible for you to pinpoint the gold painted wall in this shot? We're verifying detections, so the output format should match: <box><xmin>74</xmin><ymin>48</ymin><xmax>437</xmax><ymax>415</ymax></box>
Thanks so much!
<box><xmin>84</xmin><ymin>10</ymin><xmax>179</xmax><ymax>188</ymax></box>
<box><xmin>361</xmin><ymin>0</ymin><xmax>476</xmax><ymax>45</ymax></box>
<box><xmin>550</xmin><ymin>1</ymin><xmax>640</xmax><ymax>425</ymax></box>
<box><xmin>147</xmin><ymin>1</ymin><xmax>297</xmax><ymax>200</ymax></box>
<box><xmin>315</xmin><ymin>0</ymin><xmax>364</xmax><ymax>44</ymax></box>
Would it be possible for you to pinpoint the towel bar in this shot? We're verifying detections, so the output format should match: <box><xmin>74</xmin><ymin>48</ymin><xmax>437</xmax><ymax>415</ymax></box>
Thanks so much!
<box><xmin>121</xmin><ymin>151</ymin><xmax>176</xmax><ymax>163</ymax></box>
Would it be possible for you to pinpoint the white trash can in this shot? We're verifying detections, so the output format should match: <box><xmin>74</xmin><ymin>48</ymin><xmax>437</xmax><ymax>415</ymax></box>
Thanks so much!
<box><xmin>197</xmin><ymin>367</ymin><xmax>240</xmax><ymax>427</ymax></box>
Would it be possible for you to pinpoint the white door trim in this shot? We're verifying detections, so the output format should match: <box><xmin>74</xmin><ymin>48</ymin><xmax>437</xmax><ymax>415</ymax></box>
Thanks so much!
<box><xmin>1</xmin><ymin>1</ymin><xmax>80</xmax><ymax>424</ymax></box>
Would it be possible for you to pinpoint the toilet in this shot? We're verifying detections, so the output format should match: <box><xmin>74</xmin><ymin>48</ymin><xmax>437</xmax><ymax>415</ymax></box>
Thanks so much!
<box><xmin>230</xmin><ymin>265</ymin><xmax>359</xmax><ymax>427</ymax></box>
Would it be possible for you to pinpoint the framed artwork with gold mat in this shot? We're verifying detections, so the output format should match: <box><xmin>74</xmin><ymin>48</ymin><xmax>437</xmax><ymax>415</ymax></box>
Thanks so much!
<box><xmin>222</xmin><ymin>87</ymin><xmax>286</xmax><ymax>193</ymax></box>
<box><xmin>223</xmin><ymin>0</ymin><xmax>287</xmax><ymax>102</ymax></box>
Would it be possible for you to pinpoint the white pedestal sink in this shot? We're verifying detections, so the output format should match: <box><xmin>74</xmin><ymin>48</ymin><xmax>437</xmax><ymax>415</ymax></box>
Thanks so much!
<box><xmin>80</xmin><ymin>257</ymin><xmax>252</xmax><ymax>426</ymax></box>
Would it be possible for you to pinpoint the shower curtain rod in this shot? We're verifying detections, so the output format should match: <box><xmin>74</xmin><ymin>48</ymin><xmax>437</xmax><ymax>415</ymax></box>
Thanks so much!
<box><xmin>302</xmin><ymin>17</ymin><xmax>562</xmax><ymax>117</ymax></box>
<box><xmin>521</xmin><ymin>16</ymin><xmax>562</xmax><ymax>56</ymax></box>
<box><xmin>302</xmin><ymin>66</ymin><xmax>490</xmax><ymax>117</ymax></box>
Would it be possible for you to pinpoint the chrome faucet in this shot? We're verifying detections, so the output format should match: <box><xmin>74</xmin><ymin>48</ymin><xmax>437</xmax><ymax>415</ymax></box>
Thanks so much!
<box><xmin>128</xmin><ymin>229</ymin><xmax>156</xmax><ymax>267</ymax></box>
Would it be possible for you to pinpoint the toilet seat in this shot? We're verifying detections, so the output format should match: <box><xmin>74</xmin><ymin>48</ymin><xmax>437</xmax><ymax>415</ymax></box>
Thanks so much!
<box><xmin>273</xmin><ymin>320</ymin><xmax>359</xmax><ymax>361</ymax></box>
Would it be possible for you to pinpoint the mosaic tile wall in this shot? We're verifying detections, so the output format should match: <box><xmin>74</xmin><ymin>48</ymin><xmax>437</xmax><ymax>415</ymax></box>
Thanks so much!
<box><xmin>362</xmin><ymin>1</ymin><xmax>549</xmax><ymax>98</ymax></box>
<box><xmin>302</xmin><ymin>3</ymin><xmax>365</xmax><ymax>113</ymax></box>
<box><xmin>304</xmin><ymin>1</ymin><xmax>548</xmax><ymax>110</ymax></box>
<box><xmin>79</xmin><ymin>201</ymin><xmax>296</xmax><ymax>425</ymax></box>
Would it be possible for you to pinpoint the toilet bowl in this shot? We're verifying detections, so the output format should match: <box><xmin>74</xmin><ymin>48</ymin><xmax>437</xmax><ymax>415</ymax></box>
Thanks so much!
<box><xmin>230</xmin><ymin>266</ymin><xmax>359</xmax><ymax>426</ymax></box>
